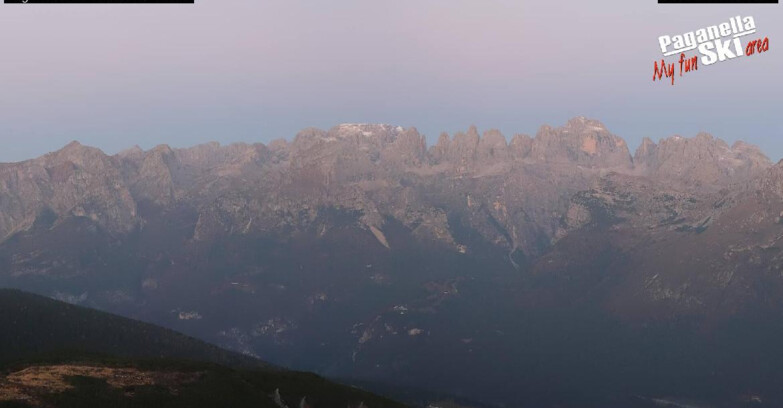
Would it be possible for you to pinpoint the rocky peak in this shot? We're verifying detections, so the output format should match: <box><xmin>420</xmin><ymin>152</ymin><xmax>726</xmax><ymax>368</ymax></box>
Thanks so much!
<box><xmin>174</xmin><ymin>142</ymin><xmax>265</xmax><ymax>170</ymax></box>
<box><xmin>633</xmin><ymin>137</ymin><xmax>657</xmax><ymax>162</ymax></box>
<box><xmin>754</xmin><ymin>160</ymin><xmax>783</xmax><ymax>199</ymax></box>
<box><xmin>116</xmin><ymin>145</ymin><xmax>144</xmax><ymax>160</ymax></box>
<box><xmin>61</xmin><ymin>140</ymin><xmax>84</xmax><ymax>151</ymax></box>
<box><xmin>477</xmin><ymin>129</ymin><xmax>509</xmax><ymax>161</ymax></box>
<box><xmin>509</xmin><ymin>134</ymin><xmax>532</xmax><ymax>159</ymax></box>
<box><xmin>291</xmin><ymin>127</ymin><xmax>329</xmax><ymax>152</ymax></box>
<box><xmin>429</xmin><ymin>132</ymin><xmax>452</xmax><ymax>164</ymax></box>
<box><xmin>634</xmin><ymin>133</ymin><xmax>771</xmax><ymax>187</ymax></box>
<box><xmin>152</xmin><ymin>144</ymin><xmax>175</xmax><ymax>155</ymax></box>
<box><xmin>44</xmin><ymin>141</ymin><xmax>110</xmax><ymax>169</ymax></box>
<box><xmin>290</xmin><ymin>124</ymin><xmax>407</xmax><ymax>168</ymax></box>
<box><xmin>0</xmin><ymin>141</ymin><xmax>138</xmax><ymax>241</ymax></box>
<box><xmin>120</xmin><ymin>145</ymin><xmax>178</xmax><ymax>206</ymax></box>
<box><xmin>267</xmin><ymin>139</ymin><xmax>290</xmax><ymax>164</ymax></box>
<box><xmin>381</xmin><ymin>127</ymin><xmax>426</xmax><ymax>167</ymax></box>
<box><xmin>450</xmin><ymin>126</ymin><xmax>480</xmax><ymax>159</ymax></box>
<box><xmin>287</xmin><ymin>124</ymin><xmax>412</xmax><ymax>190</ymax></box>
<box><xmin>427</xmin><ymin>126</ymin><xmax>488</xmax><ymax>173</ymax></box>
<box><xmin>564</xmin><ymin>116</ymin><xmax>608</xmax><ymax>132</ymax></box>
<box><xmin>530</xmin><ymin>117</ymin><xmax>632</xmax><ymax>169</ymax></box>
<box><xmin>326</xmin><ymin>123</ymin><xmax>404</xmax><ymax>146</ymax></box>
<box><xmin>732</xmin><ymin>140</ymin><xmax>770</xmax><ymax>166</ymax></box>
<box><xmin>632</xmin><ymin>137</ymin><xmax>659</xmax><ymax>175</ymax></box>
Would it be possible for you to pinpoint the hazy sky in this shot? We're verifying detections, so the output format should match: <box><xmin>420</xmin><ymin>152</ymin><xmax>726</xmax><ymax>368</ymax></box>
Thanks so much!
<box><xmin>0</xmin><ymin>0</ymin><xmax>780</xmax><ymax>162</ymax></box>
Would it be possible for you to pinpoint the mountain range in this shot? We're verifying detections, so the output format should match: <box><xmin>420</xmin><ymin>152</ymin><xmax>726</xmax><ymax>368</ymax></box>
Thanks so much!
<box><xmin>2</xmin><ymin>117</ymin><xmax>782</xmax><ymax>407</ymax></box>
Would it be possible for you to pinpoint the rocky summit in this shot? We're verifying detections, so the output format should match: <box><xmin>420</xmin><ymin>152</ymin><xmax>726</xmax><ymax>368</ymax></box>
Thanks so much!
<box><xmin>1</xmin><ymin>117</ymin><xmax>782</xmax><ymax>407</ymax></box>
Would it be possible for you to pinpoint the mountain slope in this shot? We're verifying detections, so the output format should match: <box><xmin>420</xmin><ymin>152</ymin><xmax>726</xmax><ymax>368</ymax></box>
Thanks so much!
<box><xmin>0</xmin><ymin>289</ymin><xmax>260</xmax><ymax>367</ymax></box>
<box><xmin>0</xmin><ymin>118</ymin><xmax>781</xmax><ymax>407</ymax></box>
<box><xmin>0</xmin><ymin>289</ymin><xmax>406</xmax><ymax>408</ymax></box>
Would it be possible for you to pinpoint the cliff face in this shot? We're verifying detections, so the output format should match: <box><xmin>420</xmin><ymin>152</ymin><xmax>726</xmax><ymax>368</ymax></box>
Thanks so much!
<box><xmin>0</xmin><ymin>141</ymin><xmax>138</xmax><ymax>241</ymax></box>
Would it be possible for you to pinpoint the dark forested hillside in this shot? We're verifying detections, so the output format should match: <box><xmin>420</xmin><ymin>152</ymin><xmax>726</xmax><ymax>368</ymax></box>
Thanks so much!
<box><xmin>0</xmin><ymin>289</ymin><xmax>407</xmax><ymax>408</ymax></box>
<box><xmin>0</xmin><ymin>289</ymin><xmax>259</xmax><ymax>367</ymax></box>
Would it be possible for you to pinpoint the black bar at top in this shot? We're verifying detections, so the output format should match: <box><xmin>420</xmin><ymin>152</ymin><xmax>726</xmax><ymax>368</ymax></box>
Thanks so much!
<box><xmin>5</xmin><ymin>0</ymin><xmax>193</xmax><ymax>3</ymax></box>
<box><xmin>659</xmin><ymin>0</ymin><xmax>777</xmax><ymax>3</ymax></box>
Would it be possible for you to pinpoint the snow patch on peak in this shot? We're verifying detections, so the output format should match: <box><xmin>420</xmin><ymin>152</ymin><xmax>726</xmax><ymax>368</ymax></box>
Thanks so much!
<box><xmin>336</xmin><ymin>123</ymin><xmax>403</xmax><ymax>133</ymax></box>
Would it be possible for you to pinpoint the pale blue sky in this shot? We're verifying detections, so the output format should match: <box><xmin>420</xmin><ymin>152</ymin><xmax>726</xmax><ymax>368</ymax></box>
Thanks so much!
<box><xmin>0</xmin><ymin>0</ymin><xmax>780</xmax><ymax>162</ymax></box>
